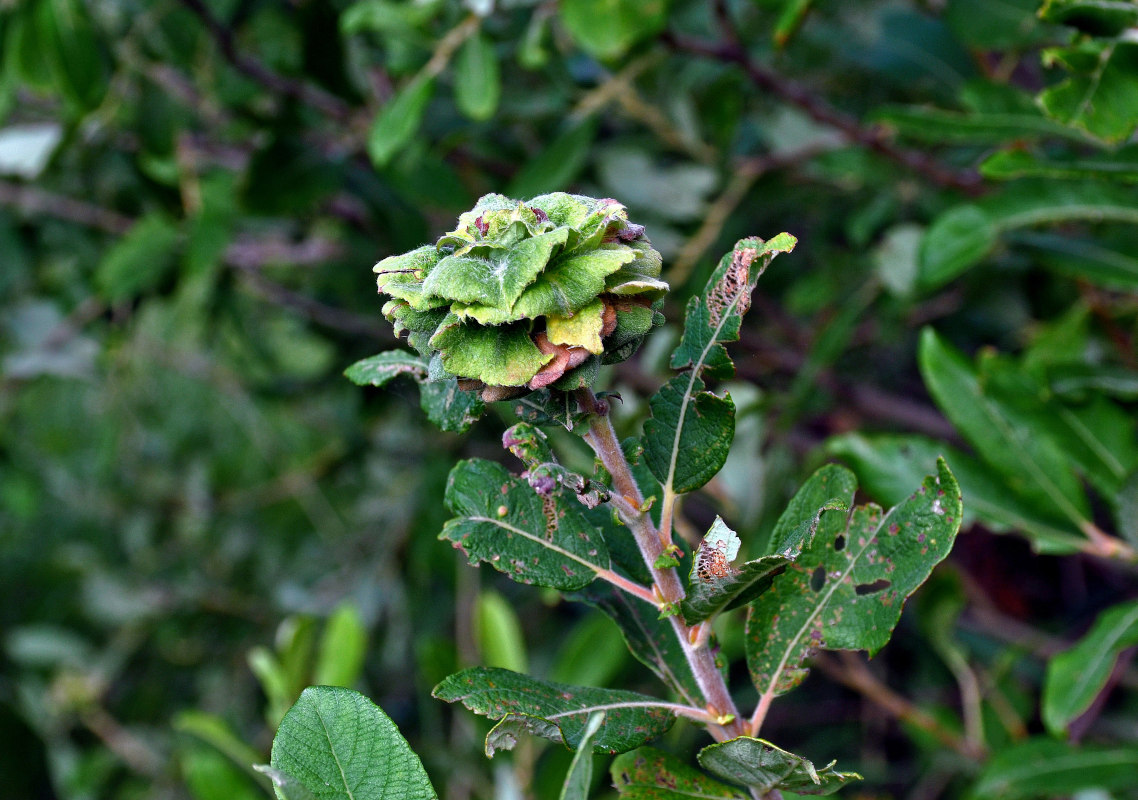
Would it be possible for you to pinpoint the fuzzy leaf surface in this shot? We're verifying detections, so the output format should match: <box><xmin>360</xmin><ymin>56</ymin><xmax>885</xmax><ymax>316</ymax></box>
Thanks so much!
<box><xmin>1043</xmin><ymin>599</ymin><xmax>1138</xmax><ymax>736</ymax></box>
<box><xmin>610</xmin><ymin>747</ymin><xmax>748</xmax><ymax>799</ymax></box>
<box><xmin>746</xmin><ymin>461</ymin><xmax>961</xmax><ymax>697</ymax></box>
<box><xmin>682</xmin><ymin>518</ymin><xmax>789</xmax><ymax>625</ymax></box>
<box><xmin>441</xmin><ymin>459</ymin><xmax>609</xmax><ymax>590</ymax></box>
<box><xmin>269</xmin><ymin>686</ymin><xmax>436</xmax><ymax>800</ymax></box>
<box><xmin>432</xmin><ymin>667</ymin><xmax>675</xmax><ymax>754</ymax></box>
<box><xmin>697</xmin><ymin>737</ymin><xmax>860</xmax><ymax>796</ymax></box>
<box><xmin>344</xmin><ymin>351</ymin><xmax>428</xmax><ymax>387</ymax></box>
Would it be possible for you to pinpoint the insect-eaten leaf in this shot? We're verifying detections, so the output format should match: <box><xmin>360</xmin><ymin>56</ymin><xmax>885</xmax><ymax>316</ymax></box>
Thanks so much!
<box><xmin>697</xmin><ymin>737</ymin><xmax>860</xmax><ymax>796</ymax></box>
<box><xmin>681</xmin><ymin>518</ymin><xmax>789</xmax><ymax>626</ymax></box>
<box><xmin>432</xmin><ymin>667</ymin><xmax>675</xmax><ymax>755</ymax></box>
<box><xmin>441</xmin><ymin>459</ymin><xmax>610</xmax><ymax>590</ymax></box>
<box><xmin>746</xmin><ymin>461</ymin><xmax>962</xmax><ymax>698</ymax></box>
<box><xmin>611</xmin><ymin>747</ymin><xmax>749</xmax><ymax>799</ymax></box>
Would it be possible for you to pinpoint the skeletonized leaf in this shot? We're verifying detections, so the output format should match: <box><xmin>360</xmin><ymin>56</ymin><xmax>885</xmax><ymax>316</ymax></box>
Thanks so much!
<box><xmin>268</xmin><ymin>687</ymin><xmax>437</xmax><ymax>800</ymax></box>
<box><xmin>644</xmin><ymin>235</ymin><xmax>795</xmax><ymax>495</ymax></box>
<box><xmin>681</xmin><ymin>518</ymin><xmax>789</xmax><ymax>625</ymax></box>
<box><xmin>697</xmin><ymin>737</ymin><xmax>860</xmax><ymax>796</ymax></box>
<box><xmin>1043</xmin><ymin>599</ymin><xmax>1138</xmax><ymax>736</ymax></box>
<box><xmin>432</xmin><ymin>667</ymin><xmax>675</xmax><ymax>754</ymax></box>
<box><xmin>611</xmin><ymin>747</ymin><xmax>748</xmax><ymax>799</ymax></box>
<box><xmin>746</xmin><ymin>461</ymin><xmax>961</xmax><ymax>697</ymax></box>
<box><xmin>441</xmin><ymin>459</ymin><xmax>609</xmax><ymax>590</ymax></box>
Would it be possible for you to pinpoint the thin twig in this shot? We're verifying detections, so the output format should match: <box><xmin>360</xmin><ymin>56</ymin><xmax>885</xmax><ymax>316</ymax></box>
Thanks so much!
<box><xmin>662</xmin><ymin>32</ymin><xmax>984</xmax><ymax>195</ymax></box>
<box><xmin>0</xmin><ymin>179</ymin><xmax>133</xmax><ymax>235</ymax></box>
<box><xmin>813</xmin><ymin>652</ymin><xmax>985</xmax><ymax>759</ymax></box>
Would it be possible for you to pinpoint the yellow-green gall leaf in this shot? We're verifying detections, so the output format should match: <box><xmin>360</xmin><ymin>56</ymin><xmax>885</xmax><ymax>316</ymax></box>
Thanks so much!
<box><xmin>547</xmin><ymin>298</ymin><xmax>605</xmax><ymax>354</ymax></box>
<box><xmin>430</xmin><ymin>318</ymin><xmax>553</xmax><ymax>386</ymax></box>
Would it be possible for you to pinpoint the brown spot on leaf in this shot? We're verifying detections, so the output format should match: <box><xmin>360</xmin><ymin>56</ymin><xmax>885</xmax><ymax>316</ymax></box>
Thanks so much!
<box><xmin>707</xmin><ymin>247</ymin><xmax>755</xmax><ymax>328</ymax></box>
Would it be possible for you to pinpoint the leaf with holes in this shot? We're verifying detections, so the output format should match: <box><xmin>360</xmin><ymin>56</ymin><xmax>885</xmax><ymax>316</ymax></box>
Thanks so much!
<box><xmin>611</xmin><ymin>747</ymin><xmax>748</xmax><ymax>799</ymax></box>
<box><xmin>432</xmin><ymin>667</ymin><xmax>675</xmax><ymax>755</ymax></box>
<box><xmin>267</xmin><ymin>686</ymin><xmax>436</xmax><ymax>800</ymax></box>
<box><xmin>643</xmin><ymin>235</ymin><xmax>794</xmax><ymax>495</ymax></box>
<box><xmin>682</xmin><ymin>518</ymin><xmax>790</xmax><ymax>626</ymax></box>
<box><xmin>697</xmin><ymin>737</ymin><xmax>860</xmax><ymax>796</ymax></box>
<box><xmin>441</xmin><ymin>459</ymin><xmax>610</xmax><ymax>590</ymax></box>
<box><xmin>746</xmin><ymin>460</ymin><xmax>961</xmax><ymax>698</ymax></box>
<box><xmin>670</xmin><ymin>234</ymin><xmax>797</xmax><ymax>379</ymax></box>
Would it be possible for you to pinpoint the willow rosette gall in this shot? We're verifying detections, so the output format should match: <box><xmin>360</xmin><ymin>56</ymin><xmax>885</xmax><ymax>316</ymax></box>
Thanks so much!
<box><xmin>374</xmin><ymin>192</ymin><xmax>668</xmax><ymax>402</ymax></box>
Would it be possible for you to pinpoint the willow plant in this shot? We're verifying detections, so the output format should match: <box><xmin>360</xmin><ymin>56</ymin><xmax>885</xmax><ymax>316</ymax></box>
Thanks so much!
<box><xmin>259</xmin><ymin>193</ymin><xmax>962</xmax><ymax>800</ymax></box>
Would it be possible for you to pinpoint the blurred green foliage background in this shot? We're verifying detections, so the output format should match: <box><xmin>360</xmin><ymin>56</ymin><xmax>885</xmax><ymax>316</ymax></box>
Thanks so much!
<box><xmin>2</xmin><ymin>0</ymin><xmax>1138</xmax><ymax>798</ymax></box>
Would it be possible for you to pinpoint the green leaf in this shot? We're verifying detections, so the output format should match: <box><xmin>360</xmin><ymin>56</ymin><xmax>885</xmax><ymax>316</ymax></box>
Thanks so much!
<box><xmin>579</xmin><ymin>582</ymin><xmax>703</xmax><ymax>706</ymax></box>
<box><xmin>767</xmin><ymin>464</ymin><xmax>857</xmax><ymax>557</ymax></box>
<box><xmin>96</xmin><ymin>214</ymin><xmax>182</xmax><ymax>303</ymax></box>
<box><xmin>312</xmin><ymin>604</ymin><xmax>367</xmax><ymax>688</ymax></box>
<box><xmin>344</xmin><ymin>350</ymin><xmax>428</xmax><ymax>387</ymax></box>
<box><xmin>670</xmin><ymin>235</ymin><xmax>798</xmax><ymax>378</ymax></box>
<box><xmin>454</xmin><ymin>31</ymin><xmax>500</xmax><ymax>121</ymax></box>
<box><xmin>643</xmin><ymin>235</ymin><xmax>795</xmax><ymax>494</ymax></box>
<box><xmin>432</xmin><ymin>667</ymin><xmax>675</xmax><ymax>754</ymax></box>
<box><xmin>441</xmin><ymin>459</ymin><xmax>610</xmax><ymax>590</ymax></box>
<box><xmin>980</xmin><ymin>146</ymin><xmax>1138</xmax><ymax>183</ymax></box>
<box><xmin>506</xmin><ymin>119</ymin><xmax>598</xmax><ymax>199</ymax></box>
<box><xmin>475</xmin><ymin>589</ymin><xmax>529</xmax><ymax>673</ymax></box>
<box><xmin>871</xmin><ymin>106</ymin><xmax>1090</xmax><ymax>144</ymax></box>
<box><xmin>970</xmin><ymin>738</ymin><xmax>1138</xmax><ymax>799</ymax></box>
<box><xmin>559</xmin><ymin>711</ymin><xmax>604</xmax><ymax>800</ymax></box>
<box><xmin>269</xmin><ymin>686</ymin><xmax>437</xmax><ymax>800</ymax></box>
<box><xmin>1040</xmin><ymin>0</ymin><xmax>1138</xmax><ymax>35</ymax></box>
<box><xmin>1040</xmin><ymin>40</ymin><xmax>1138</xmax><ymax>144</ymax></box>
<box><xmin>611</xmin><ymin>747</ymin><xmax>748</xmax><ymax>799</ymax></box>
<box><xmin>423</xmin><ymin>228</ymin><xmax>570</xmax><ymax>309</ymax></box>
<box><xmin>697</xmin><ymin>738</ymin><xmax>861</xmax><ymax>796</ymax></box>
<box><xmin>643</xmin><ymin>375</ymin><xmax>735</xmax><ymax>495</ymax></box>
<box><xmin>35</xmin><ymin>0</ymin><xmax>109</xmax><ymax>113</ymax></box>
<box><xmin>369</xmin><ymin>76</ymin><xmax>434</xmax><ymax>167</ymax></box>
<box><xmin>918</xmin><ymin>329</ymin><xmax>1092</xmax><ymax>529</ymax></box>
<box><xmin>681</xmin><ymin>518</ymin><xmax>789</xmax><ymax>626</ymax></box>
<box><xmin>746</xmin><ymin>460</ymin><xmax>961</xmax><ymax>697</ymax></box>
<box><xmin>917</xmin><ymin>205</ymin><xmax>997</xmax><ymax>290</ymax></box>
<box><xmin>429</xmin><ymin>318</ymin><xmax>552</xmax><ymax>386</ymax></box>
<box><xmin>174</xmin><ymin>711</ymin><xmax>273</xmax><ymax>792</ymax></box>
<box><xmin>826</xmin><ymin>433</ymin><xmax>1089</xmax><ymax>554</ymax></box>
<box><xmin>418</xmin><ymin>378</ymin><xmax>484</xmax><ymax>432</ymax></box>
<box><xmin>1043</xmin><ymin>599</ymin><xmax>1138</xmax><ymax>736</ymax></box>
<box><xmin>559</xmin><ymin>0</ymin><xmax>669</xmax><ymax>60</ymax></box>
